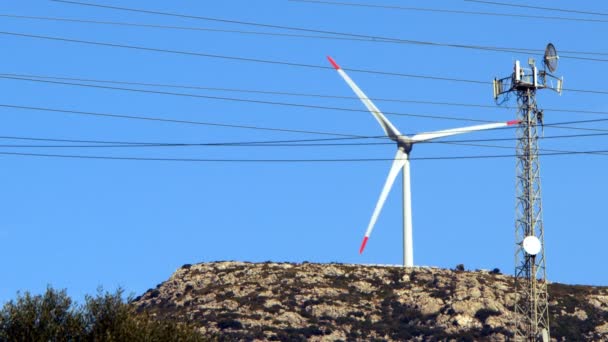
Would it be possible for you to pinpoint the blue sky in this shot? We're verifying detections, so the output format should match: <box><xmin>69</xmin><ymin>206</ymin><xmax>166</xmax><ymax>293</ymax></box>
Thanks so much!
<box><xmin>1</xmin><ymin>0</ymin><xmax>607</xmax><ymax>304</ymax></box>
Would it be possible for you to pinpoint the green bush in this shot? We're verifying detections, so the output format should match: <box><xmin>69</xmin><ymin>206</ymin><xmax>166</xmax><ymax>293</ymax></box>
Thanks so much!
<box><xmin>474</xmin><ymin>308</ymin><xmax>501</xmax><ymax>323</ymax></box>
<box><xmin>490</xmin><ymin>268</ymin><xmax>501</xmax><ymax>275</ymax></box>
<box><xmin>0</xmin><ymin>288</ymin><xmax>83</xmax><ymax>341</ymax></box>
<box><xmin>0</xmin><ymin>286</ymin><xmax>209</xmax><ymax>342</ymax></box>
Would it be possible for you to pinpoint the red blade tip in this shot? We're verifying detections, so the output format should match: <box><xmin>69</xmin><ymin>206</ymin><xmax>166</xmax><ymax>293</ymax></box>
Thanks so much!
<box><xmin>327</xmin><ymin>56</ymin><xmax>340</xmax><ymax>70</ymax></box>
<box><xmin>359</xmin><ymin>236</ymin><xmax>369</xmax><ymax>254</ymax></box>
<box><xmin>507</xmin><ymin>119</ymin><xmax>521</xmax><ymax>126</ymax></box>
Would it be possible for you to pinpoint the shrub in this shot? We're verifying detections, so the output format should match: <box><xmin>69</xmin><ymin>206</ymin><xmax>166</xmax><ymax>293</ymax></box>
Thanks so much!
<box><xmin>0</xmin><ymin>287</ymin><xmax>83</xmax><ymax>342</ymax></box>
<box><xmin>217</xmin><ymin>319</ymin><xmax>243</xmax><ymax>330</ymax></box>
<box><xmin>474</xmin><ymin>308</ymin><xmax>501</xmax><ymax>323</ymax></box>
<box><xmin>0</xmin><ymin>286</ymin><xmax>207</xmax><ymax>342</ymax></box>
<box><xmin>266</xmin><ymin>304</ymin><xmax>282</xmax><ymax>314</ymax></box>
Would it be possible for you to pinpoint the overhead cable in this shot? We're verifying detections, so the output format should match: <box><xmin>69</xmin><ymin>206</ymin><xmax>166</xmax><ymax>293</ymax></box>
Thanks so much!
<box><xmin>5</xmin><ymin>72</ymin><xmax>608</xmax><ymax>116</ymax></box>
<box><xmin>2</xmin><ymin>30</ymin><xmax>607</xmax><ymax>94</ymax></box>
<box><xmin>0</xmin><ymin>75</ymin><xmax>494</xmax><ymax>123</ymax></box>
<box><xmin>2</xmin><ymin>102</ymin><xmax>608</xmax><ymax>141</ymax></box>
<box><xmin>1</xmin><ymin>13</ymin><xmax>606</xmax><ymax>60</ymax></box>
<box><xmin>0</xmin><ymin>30</ymin><xmax>492</xmax><ymax>85</ymax></box>
<box><xmin>47</xmin><ymin>0</ymin><xmax>607</xmax><ymax>60</ymax></box>
<box><xmin>465</xmin><ymin>0</ymin><xmax>608</xmax><ymax>17</ymax></box>
<box><xmin>0</xmin><ymin>131</ymin><xmax>607</xmax><ymax>149</ymax></box>
<box><xmin>290</xmin><ymin>0</ymin><xmax>608</xmax><ymax>24</ymax></box>
<box><xmin>1</xmin><ymin>149</ymin><xmax>607</xmax><ymax>162</ymax></box>
<box><xmin>0</xmin><ymin>103</ymin><xmax>361</xmax><ymax>138</ymax></box>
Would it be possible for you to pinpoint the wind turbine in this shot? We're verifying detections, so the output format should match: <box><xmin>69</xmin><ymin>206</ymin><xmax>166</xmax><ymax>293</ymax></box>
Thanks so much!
<box><xmin>327</xmin><ymin>56</ymin><xmax>519</xmax><ymax>267</ymax></box>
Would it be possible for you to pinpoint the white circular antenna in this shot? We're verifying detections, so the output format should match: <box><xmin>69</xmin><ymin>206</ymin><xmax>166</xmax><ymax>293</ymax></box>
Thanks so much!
<box><xmin>523</xmin><ymin>236</ymin><xmax>542</xmax><ymax>255</ymax></box>
<box><xmin>544</xmin><ymin>43</ymin><xmax>559</xmax><ymax>73</ymax></box>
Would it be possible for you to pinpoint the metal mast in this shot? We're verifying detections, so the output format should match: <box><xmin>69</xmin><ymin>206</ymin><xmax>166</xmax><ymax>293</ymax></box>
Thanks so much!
<box><xmin>514</xmin><ymin>88</ymin><xmax>549</xmax><ymax>341</ymax></box>
<box><xmin>493</xmin><ymin>44</ymin><xmax>563</xmax><ymax>342</ymax></box>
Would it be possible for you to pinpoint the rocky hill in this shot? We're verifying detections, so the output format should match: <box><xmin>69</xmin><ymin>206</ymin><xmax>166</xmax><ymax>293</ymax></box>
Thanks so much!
<box><xmin>132</xmin><ymin>262</ymin><xmax>608</xmax><ymax>341</ymax></box>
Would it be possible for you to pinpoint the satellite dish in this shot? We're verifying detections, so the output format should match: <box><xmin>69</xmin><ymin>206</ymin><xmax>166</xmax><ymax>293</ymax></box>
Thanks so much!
<box><xmin>544</xmin><ymin>43</ymin><xmax>559</xmax><ymax>73</ymax></box>
<box><xmin>523</xmin><ymin>236</ymin><xmax>542</xmax><ymax>255</ymax></box>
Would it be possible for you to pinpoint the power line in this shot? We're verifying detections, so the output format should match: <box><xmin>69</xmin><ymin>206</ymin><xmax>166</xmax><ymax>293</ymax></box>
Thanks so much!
<box><xmin>3</xmin><ymin>137</ymin><xmax>608</xmax><ymax>159</ymax></box>
<box><xmin>548</xmin><ymin>117</ymin><xmax>608</xmax><ymax>129</ymax></box>
<box><xmin>1</xmin><ymin>14</ymin><xmax>606</xmax><ymax>61</ymax></box>
<box><xmin>1</xmin><ymin>130</ymin><xmax>608</xmax><ymax>148</ymax></box>
<box><xmin>4</xmin><ymin>71</ymin><xmax>500</xmax><ymax>108</ymax></box>
<box><xmin>46</xmin><ymin>0</ymin><xmax>608</xmax><ymax>60</ymax></box>
<box><xmin>0</xmin><ymin>135</ymin><xmax>379</xmax><ymax>148</ymax></box>
<box><xmin>440</xmin><ymin>141</ymin><xmax>608</xmax><ymax>157</ymax></box>
<box><xmin>1</xmin><ymin>148</ymin><xmax>607</xmax><ymax>163</ymax></box>
<box><xmin>49</xmin><ymin>0</ymin><xmax>368</xmax><ymax>38</ymax></box>
<box><xmin>0</xmin><ymin>102</ymin><xmax>518</xmax><ymax>144</ymax></box>
<box><xmin>0</xmin><ymin>30</ymin><xmax>329</xmax><ymax>73</ymax></box>
<box><xmin>0</xmin><ymin>138</ymin><xmax>526</xmax><ymax>149</ymax></box>
<box><xmin>3</xmin><ymin>72</ymin><xmax>608</xmax><ymax>138</ymax></box>
<box><xmin>0</xmin><ymin>30</ymin><xmax>493</xmax><ymax>85</ymax></box>
<box><xmin>465</xmin><ymin>0</ymin><xmax>608</xmax><ymax>17</ymax></box>
<box><xmin>6</xmin><ymin>72</ymin><xmax>608</xmax><ymax>116</ymax></box>
<box><xmin>0</xmin><ymin>138</ymin><xmax>513</xmax><ymax>151</ymax></box>
<box><xmin>2</xmin><ymin>30</ymin><xmax>607</xmax><ymax>94</ymax></box>
<box><xmin>0</xmin><ymin>103</ymin><xmax>362</xmax><ymax>138</ymax></box>
<box><xmin>0</xmin><ymin>102</ymin><xmax>513</xmax><ymax>139</ymax></box>
<box><xmin>10</xmin><ymin>74</ymin><xmax>608</xmax><ymax>133</ymax></box>
<box><xmin>0</xmin><ymin>13</ymin><xmax>425</xmax><ymax>46</ymax></box>
<box><xmin>51</xmin><ymin>0</ymin><xmax>608</xmax><ymax>59</ymax></box>
<box><xmin>2</xmin><ymin>75</ymin><xmax>608</xmax><ymax>131</ymax></box>
<box><xmin>2</xmin><ymin>76</ymin><xmax>607</xmax><ymax>133</ymax></box>
<box><xmin>290</xmin><ymin>0</ymin><xmax>608</xmax><ymax>24</ymax></box>
<box><xmin>0</xmin><ymin>75</ymin><xmax>495</xmax><ymax>123</ymax></box>
<box><xmin>1</xmin><ymin>123</ymin><xmax>608</xmax><ymax>152</ymax></box>
<box><xmin>6</xmin><ymin>100</ymin><xmax>608</xmax><ymax>150</ymax></box>
<box><xmin>0</xmin><ymin>135</ymin><xmax>165</xmax><ymax>145</ymax></box>
<box><xmin>286</xmin><ymin>1</ymin><xmax>608</xmax><ymax>63</ymax></box>
<box><xmin>563</xmin><ymin>87</ymin><xmax>608</xmax><ymax>95</ymax></box>
<box><xmin>1</xmin><ymin>103</ymin><xmax>607</xmax><ymax>158</ymax></box>
<box><xmin>0</xmin><ymin>102</ymin><xmax>526</xmax><ymax>144</ymax></box>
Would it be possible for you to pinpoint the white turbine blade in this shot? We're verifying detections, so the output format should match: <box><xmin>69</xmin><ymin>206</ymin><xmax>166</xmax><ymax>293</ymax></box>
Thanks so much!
<box><xmin>327</xmin><ymin>56</ymin><xmax>403</xmax><ymax>140</ymax></box>
<box><xmin>360</xmin><ymin>148</ymin><xmax>408</xmax><ymax>254</ymax></box>
<box><xmin>410</xmin><ymin>120</ymin><xmax>520</xmax><ymax>142</ymax></box>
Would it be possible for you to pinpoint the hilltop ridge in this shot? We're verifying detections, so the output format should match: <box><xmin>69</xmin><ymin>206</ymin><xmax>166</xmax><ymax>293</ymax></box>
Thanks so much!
<box><xmin>133</xmin><ymin>262</ymin><xmax>608</xmax><ymax>341</ymax></box>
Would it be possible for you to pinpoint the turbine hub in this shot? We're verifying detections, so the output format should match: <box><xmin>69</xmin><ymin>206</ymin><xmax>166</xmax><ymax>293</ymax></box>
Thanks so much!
<box><xmin>397</xmin><ymin>140</ymin><xmax>413</xmax><ymax>154</ymax></box>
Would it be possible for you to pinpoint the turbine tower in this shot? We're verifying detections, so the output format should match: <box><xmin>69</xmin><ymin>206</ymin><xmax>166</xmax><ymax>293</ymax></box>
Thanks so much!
<box><xmin>328</xmin><ymin>56</ymin><xmax>519</xmax><ymax>267</ymax></box>
<box><xmin>493</xmin><ymin>43</ymin><xmax>563</xmax><ymax>342</ymax></box>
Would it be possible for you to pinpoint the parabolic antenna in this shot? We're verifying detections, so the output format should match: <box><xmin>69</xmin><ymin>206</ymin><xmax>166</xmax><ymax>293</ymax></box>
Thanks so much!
<box><xmin>523</xmin><ymin>235</ymin><xmax>542</xmax><ymax>255</ymax></box>
<box><xmin>544</xmin><ymin>43</ymin><xmax>559</xmax><ymax>73</ymax></box>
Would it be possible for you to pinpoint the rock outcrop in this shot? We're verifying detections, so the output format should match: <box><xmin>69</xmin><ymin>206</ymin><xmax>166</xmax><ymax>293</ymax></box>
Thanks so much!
<box><xmin>133</xmin><ymin>262</ymin><xmax>608</xmax><ymax>341</ymax></box>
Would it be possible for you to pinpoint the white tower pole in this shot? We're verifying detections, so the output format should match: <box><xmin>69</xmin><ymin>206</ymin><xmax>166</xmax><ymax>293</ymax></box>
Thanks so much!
<box><xmin>402</xmin><ymin>153</ymin><xmax>414</xmax><ymax>267</ymax></box>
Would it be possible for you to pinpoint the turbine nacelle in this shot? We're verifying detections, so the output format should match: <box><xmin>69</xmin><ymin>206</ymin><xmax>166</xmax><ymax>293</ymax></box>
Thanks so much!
<box><xmin>396</xmin><ymin>139</ymin><xmax>413</xmax><ymax>154</ymax></box>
